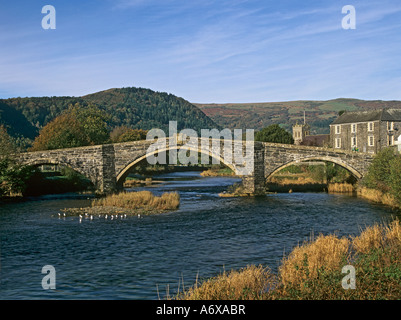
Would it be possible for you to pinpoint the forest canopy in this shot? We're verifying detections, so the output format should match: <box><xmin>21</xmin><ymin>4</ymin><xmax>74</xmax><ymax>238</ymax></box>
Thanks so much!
<box><xmin>0</xmin><ymin>87</ymin><xmax>219</xmax><ymax>151</ymax></box>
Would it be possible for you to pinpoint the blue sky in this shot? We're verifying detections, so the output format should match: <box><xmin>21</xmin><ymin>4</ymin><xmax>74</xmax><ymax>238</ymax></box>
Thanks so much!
<box><xmin>1</xmin><ymin>0</ymin><xmax>401</xmax><ymax>102</ymax></box>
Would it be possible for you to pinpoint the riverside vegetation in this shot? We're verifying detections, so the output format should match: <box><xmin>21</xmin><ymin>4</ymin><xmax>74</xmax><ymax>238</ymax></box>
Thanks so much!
<box><xmin>63</xmin><ymin>190</ymin><xmax>180</xmax><ymax>216</ymax></box>
<box><xmin>357</xmin><ymin>147</ymin><xmax>401</xmax><ymax>209</ymax></box>
<box><xmin>175</xmin><ymin>219</ymin><xmax>401</xmax><ymax>300</ymax></box>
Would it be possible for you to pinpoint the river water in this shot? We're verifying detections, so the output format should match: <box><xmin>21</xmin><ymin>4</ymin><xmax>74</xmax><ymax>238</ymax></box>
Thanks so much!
<box><xmin>0</xmin><ymin>171</ymin><xmax>399</xmax><ymax>299</ymax></box>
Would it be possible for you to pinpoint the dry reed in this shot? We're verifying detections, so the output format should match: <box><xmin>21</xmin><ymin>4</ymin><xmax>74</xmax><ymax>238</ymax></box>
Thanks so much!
<box><xmin>268</xmin><ymin>176</ymin><xmax>318</xmax><ymax>185</ymax></box>
<box><xmin>175</xmin><ymin>220</ymin><xmax>401</xmax><ymax>300</ymax></box>
<box><xmin>92</xmin><ymin>190</ymin><xmax>180</xmax><ymax>212</ymax></box>
<box><xmin>176</xmin><ymin>265</ymin><xmax>274</xmax><ymax>300</ymax></box>
<box><xmin>352</xmin><ymin>220</ymin><xmax>401</xmax><ymax>254</ymax></box>
<box><xmin>278</xmin><ymin>234</ymin><xmax>350</xmax><ymax>288</ymax></box>
<box><xmin>327</xmin><ymin>183</ymin><xmax>355</xmax><ymax>193</ymax></box>
<box><xmin>356</xmin><ymin>186</ymin><xmax>398</xmax><ymax>207</ymax></box>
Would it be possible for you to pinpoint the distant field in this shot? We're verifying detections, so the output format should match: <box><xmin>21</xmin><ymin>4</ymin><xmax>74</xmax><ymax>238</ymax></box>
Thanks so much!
<box><xmin>195</xmin><ymin>98</ymin><xmax>401</xmax><ymax>134</ymax></box>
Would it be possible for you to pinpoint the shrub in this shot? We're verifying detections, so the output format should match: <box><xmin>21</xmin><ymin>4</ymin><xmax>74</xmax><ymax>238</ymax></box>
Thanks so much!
<box><xmin>361</xmin><ymin>148</ymin><xmax>396</xmax><ymax>192</ymax></box>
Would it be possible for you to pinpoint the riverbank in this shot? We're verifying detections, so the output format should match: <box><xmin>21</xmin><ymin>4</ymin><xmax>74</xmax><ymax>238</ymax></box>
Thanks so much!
<box><xmin>176</xmin><ymin>219</ymin><xmax>401</xmax><ymax>300</ymax></box>
<box><xmin>356</xmin><ymin>186</ymin><xmax>400</xmax><ymax>209</ymax></box>
<box><xmin>200</xmin><ymin>167</ymin><xmax>236</xmax><ymax>177</ymax></box>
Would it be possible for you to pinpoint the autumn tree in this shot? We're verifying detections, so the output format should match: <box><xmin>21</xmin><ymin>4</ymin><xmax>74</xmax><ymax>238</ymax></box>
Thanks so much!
<box><xmin>110</xmin><ymin>126</ymin><xmax>148</xmax><ymax>143</ymax></box>
<box><xmin>29</xmin><ymin>104</ymin><xmax>111</xmax><ymax>151</ymax></box>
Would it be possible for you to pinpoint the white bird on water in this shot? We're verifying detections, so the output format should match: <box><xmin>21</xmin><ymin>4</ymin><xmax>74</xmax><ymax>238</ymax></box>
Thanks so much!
<box><xmin>105</xmin><ymin>214</ymin><xmax>108</xmax><ymax>219</ymax></box>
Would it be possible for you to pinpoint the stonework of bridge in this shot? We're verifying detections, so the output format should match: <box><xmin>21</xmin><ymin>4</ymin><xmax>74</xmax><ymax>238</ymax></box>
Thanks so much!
<box><xmin>18</xmin><ymin>138</ymin><xmax>374</xmax><ymax>195</ymax></box>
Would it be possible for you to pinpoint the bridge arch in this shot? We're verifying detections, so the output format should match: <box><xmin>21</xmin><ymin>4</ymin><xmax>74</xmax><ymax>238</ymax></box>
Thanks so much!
<box><xmin>267</xmin><ymin>156</ymin><xmax>363</xmax><ymax>180</ymax></box>
<box><xmin>21</xmin><ymin>158</ymin><xmax>96</xmax><ymax>187</ymax></box>
<box><xmin>116</xmin><ymin>145</ymin><xmax>239</xmax><ymax>187</ymax></box>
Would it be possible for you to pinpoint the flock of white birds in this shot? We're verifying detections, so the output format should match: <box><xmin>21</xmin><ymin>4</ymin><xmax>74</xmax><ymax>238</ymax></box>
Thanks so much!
<box><xmin>57</xmin><ymin>212</ymin><xmax>141</xmax><ymax>222</ymax></box>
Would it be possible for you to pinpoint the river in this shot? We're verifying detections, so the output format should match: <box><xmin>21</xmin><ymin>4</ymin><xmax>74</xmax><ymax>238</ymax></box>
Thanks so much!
<box><xmin>0</xmin><ymin>171</ymin><xmax>399</xmax><ymax>299</ymax></box>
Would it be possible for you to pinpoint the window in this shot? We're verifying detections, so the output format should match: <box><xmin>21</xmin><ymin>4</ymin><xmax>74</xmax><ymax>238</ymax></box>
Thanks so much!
<box><xmin>388</xmin><ymin>122</ymin><xmax>394</xmax><ymax>131</ymax></box>
<box><xmin>351</xmin><ymin>136</ymin><xmax>357</xmax><ymax>147</ymax></box>
<box><xmin>368</xmin><ymin>122</ymin><xmax>374</xmax><ymax>132</ymax></box>
<box><xmin>351</xmin><ymin>123</ymin><xmax>357</xmax><ymax>133</ymax></box>
<box><xmin>368</xmin><ymin>136</ymin><xmax>375</xmax><ymax>147</ymax></box>
<box><xmin>388</xmin><ymin>135</ymin><xmax>395</xmax><ymax>146</ymax></box>
<box><xmin>335</xmin><ymin>125</ymin><xmax>341</xmax><ymax>134</ymax></box>
<box><xmin>335</xmin><ymin>138</ymin><xmax>341</xmax><ymax>148</ymax></box>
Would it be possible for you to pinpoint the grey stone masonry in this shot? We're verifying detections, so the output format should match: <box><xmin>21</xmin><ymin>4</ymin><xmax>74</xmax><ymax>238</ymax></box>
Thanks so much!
<box><xmin>18</xmin><ymin>138</ymin><xmax>374</xmax><ymax>195</ymax></box>
<box><xmin>330</xmin><ymin>109</ymin><xmax>401</xmax><ymax>154</ymax></box>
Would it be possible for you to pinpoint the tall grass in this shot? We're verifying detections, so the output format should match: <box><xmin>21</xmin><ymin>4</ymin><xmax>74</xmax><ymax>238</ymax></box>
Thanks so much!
<box><xmin>278</xmin><ymin>234</ymin><xmax>350</xmax><ymax>289</ymax></box>
<box><xmin>176</xmin><ymin>265</ymin><xmax>274</xmax><ymax>300</ymax></box>
<box><xmin>327</xmin><ymin>182</ymin><xmax>355</xmax><ymax>193</ymax></box>
<box><xmin>356</xmin><ymin>186</ymin><xmax>398</xmax><ymax>208</ymax></box>
<box><xmin>92</xmin><ymin>190</ymin><xmax>180</xmax><ymax>212</ymax></box>
<box><xmin>176</xmin><ymin>220</ymin><xmax>401</xmax><ymax>300</ymax></box>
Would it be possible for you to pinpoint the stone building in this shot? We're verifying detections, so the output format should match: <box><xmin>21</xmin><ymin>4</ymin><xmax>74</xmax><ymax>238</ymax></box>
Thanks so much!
<box><xmin>292</xmin><ymin>122</ymin><xmax>310</xmax><ymax>145</ymax></box>
<box><xmin>329</xmin><ymin>109</ymin><xmax>401</xmax><ymax>154</ymax></box>
<box><xmin>292</xmin><ymin>111</ymin><xmax>330</xmax><ymax>147</ymax></box>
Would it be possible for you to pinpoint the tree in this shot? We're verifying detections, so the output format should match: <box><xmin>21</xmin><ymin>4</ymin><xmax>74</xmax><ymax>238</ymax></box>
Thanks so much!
<box><xmin>0</xmin><ymin>125</ymin><xmax>16</xmax><ymax>156</ymax></box>
<box><xmin>29</xmin><ymin>104</ymin><xmax>110</xmax><ymax>151</ymax></box>
<box><xmin>362</xmin><ymin>147</ymin><xmax>401</xmax><ymax>206</ymax></box>
<box><xmin>389</xmin><ymin>155</ymin><xmax>401</xmax><ymax>204</ymax></box>
<box><xmin>0</xmin><ymin>125</ymin><xmax>36</xmax><ymax>196</ymax></box>
<box><xmin>362</xmin><ymin>147</ymin><xmax>395</xmax><ymax>192</ymax></box>
<box><xmin>110</xmin><ymin>126</ymin><xmax>148</xmax><ymax>143</ymax></box>
<box><xmin>71</xmin><ymin>104</ymin><xmax>110</xmax><ymax>145</ymax></box>
<box><xmin>255</xmin><ymin>124</ymin><xmax>294</xmax><ymax>144</ymax></box>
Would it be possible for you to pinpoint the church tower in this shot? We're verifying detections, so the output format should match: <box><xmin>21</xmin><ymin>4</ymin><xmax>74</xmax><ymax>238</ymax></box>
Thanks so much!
<box><xmin>292</xmin><ymin>111</ymin><xmax>310</xmax><ymax>145</ymax></box>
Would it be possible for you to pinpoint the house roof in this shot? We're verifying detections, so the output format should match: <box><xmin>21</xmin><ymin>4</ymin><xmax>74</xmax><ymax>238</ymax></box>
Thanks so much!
<box><xmin>301</xmin><ymin>134</ymin><xmax>330</xmax><ymax>147</ymax></box>
<box><xmin>331</xmin><ymin>109</ymin><xmax>401</xmax><ymax>125</ymax></box>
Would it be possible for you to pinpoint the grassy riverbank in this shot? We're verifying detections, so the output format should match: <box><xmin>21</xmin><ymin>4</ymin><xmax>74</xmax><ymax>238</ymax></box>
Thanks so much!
<box><xmin>200</xmin><ymin>167</ymin><xmax>236</xmax><ymax>177</ymax></box>
<box><xmin>175</xmin><ymin>219</ymin><xmax>401</xmax><ymax>300</ymax></box>
<box><xmin>356</xmin><ymin>186</ymin><xmax>400</xmax><ymax>208</ymax></box>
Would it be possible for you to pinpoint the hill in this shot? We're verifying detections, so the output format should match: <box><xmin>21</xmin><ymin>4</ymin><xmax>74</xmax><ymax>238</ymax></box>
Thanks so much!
<box><xmin>195</xmin><ymin>98</ymin><xmax>401</xmax><ymax>134</ymax></box>
<box><xmin>0</xmin><ymin>87</ymin><xmax>219</xmax><ymax>146</ymax></box>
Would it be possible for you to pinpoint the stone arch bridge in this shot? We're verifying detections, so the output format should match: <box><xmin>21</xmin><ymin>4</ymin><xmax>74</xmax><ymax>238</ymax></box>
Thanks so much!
<box><xmin>18</xmin><ymin>138</ymin><xmax>374</xmax><ymax>195</ymax></box>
